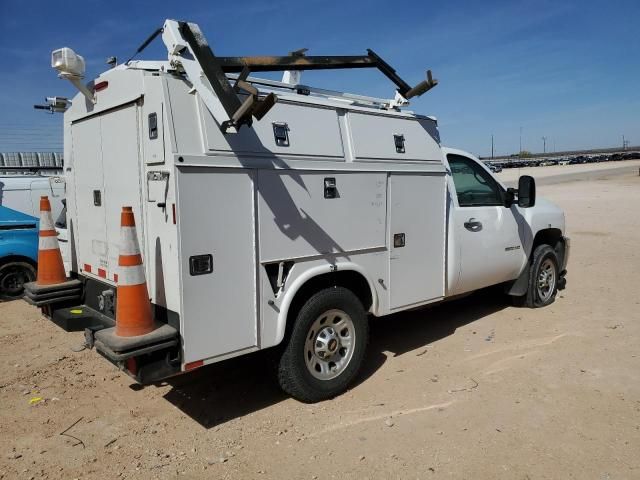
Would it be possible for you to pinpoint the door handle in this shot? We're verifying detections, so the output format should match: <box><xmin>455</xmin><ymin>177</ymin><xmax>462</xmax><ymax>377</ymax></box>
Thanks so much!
<box><xmin>464</xmin><ymin>218</ymin><xmax>483</xmax><ymax>232</ymax></box>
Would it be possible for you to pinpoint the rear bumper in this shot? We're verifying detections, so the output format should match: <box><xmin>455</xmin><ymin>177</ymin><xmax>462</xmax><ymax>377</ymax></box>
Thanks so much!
<box><xmin>47</xmin><ymin>304</ymin><xmax>181</xmax><ymax>384</ymax></box>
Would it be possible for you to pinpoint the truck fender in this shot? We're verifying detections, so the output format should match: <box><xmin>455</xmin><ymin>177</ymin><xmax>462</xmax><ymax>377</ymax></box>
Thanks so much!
<box><xmin>507</xmin><ymin>228</ymin><xmax>566</xmax><ymax>296</ymax></box>
<box><xmin>274</xmin><ymin>262</ymin><xmax>379</xmax><ymax>346</ymax></box>
<box><xmin>0</xmin><ymin>240</ymin><xmax>38</xmax><ymax>264</ymax></box>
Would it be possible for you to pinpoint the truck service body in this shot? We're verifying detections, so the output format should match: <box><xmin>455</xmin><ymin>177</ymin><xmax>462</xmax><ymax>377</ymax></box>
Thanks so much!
<box><xmin>36</xmin><ymin>19</ymin><xmax>569</xmax><ymax>401</ymax></box>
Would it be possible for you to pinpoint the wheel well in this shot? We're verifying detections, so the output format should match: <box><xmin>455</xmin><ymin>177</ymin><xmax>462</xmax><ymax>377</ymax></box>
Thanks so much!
<box><xmin>531</xmin><ymin>228</ymin><xmax>565</xmax><ymax>268</ymax></box>
<box><xmin>507</xmin><ymin>228</ymin><xmax>566</xmax><ymax>297</ymax></box>
<box><xmin>0</xmin><ymin>255</ymin><xmax>37</xmax><ymax>269</ymax></box>
<box><xmin>285</xmin><ymin>270</ymin><xmax>373</xmax><ymax>337</ymax></box>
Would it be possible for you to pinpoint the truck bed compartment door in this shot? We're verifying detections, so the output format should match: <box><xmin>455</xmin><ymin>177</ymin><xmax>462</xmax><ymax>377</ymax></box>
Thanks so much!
<box><xmin>71</xmin><ymin>117</ymin><xmax>108</xmax><ymax>275</ymax></box>
<box><xmin>176</xmin><ymin>168</ymin><xmax>257</xmax><ymax>364</ymax></box>
<box><xmin>388</xmin><ymin>174</ymin><xmax>446</xmax><ymax>309</ymax></box>
<box><xmin>71</xmin><ymin>104</ymin><xmax>144</xmax><ymax>281</ymax></box>
<box><xmin>100</xmin><ymin>105</ymin><xmax>145</xmax><ymax>280</ymax></box>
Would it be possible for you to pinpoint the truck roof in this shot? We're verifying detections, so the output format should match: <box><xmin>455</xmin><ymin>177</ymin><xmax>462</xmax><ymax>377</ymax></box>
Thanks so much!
<box><xmin>61</xmin><ymin>19</ymin><xmax>438</xmax><ymax>129</ymax></box>
<box><xmin>116</xmin><ymin>60</ymin><xmax>435</xmax><ymax>120</ymax></box>
<box><xmin>0</xmin><ymin>175</ymin><xmax>53</xmax><ymax>190</ymax></box>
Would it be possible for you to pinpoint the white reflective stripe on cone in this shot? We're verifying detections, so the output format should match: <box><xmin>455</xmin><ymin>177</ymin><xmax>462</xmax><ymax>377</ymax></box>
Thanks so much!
<box><xmin>118</xmin><ymin>264</ymin><xmax>146</xmax><ymax>286</ymax></box>
<box><xmin>39</xmin><ymin>235</ymin><xmax>60</xmax><ymax>250</ymax></box>
<box><xmin>119</xmin><ymin>226</ymin><xmax>140</xmax><ymax>256</ymax></box>
<box><xmin>39</xmin><ymin>211</ymin><xmax>55</xmax><ymax>231</ymax></box>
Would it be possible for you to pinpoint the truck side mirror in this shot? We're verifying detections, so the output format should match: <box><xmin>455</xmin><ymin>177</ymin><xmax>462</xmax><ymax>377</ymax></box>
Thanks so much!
<box><xmin>518</xmin><ymin>175</ymin><xmax>536</xmax><ymax>208</ymax></box>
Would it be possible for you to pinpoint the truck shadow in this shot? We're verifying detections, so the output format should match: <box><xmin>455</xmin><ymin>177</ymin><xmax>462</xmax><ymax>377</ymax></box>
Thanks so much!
<box><xmin>160</xmin><ymin>287</ymin><xmax>508</xmax><ymax>429</ymax></box>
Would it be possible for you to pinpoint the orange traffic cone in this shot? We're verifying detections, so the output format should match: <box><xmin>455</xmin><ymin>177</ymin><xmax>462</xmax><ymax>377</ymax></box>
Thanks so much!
<box><xmin>36</xmin><ymin>196</ymin><xmax>67</xmax><ymax>285</ymax></box>
<box><xmin>115</xmin><ymin>207</ymin><xmax>155</xmax><ymax>337</ymax></box>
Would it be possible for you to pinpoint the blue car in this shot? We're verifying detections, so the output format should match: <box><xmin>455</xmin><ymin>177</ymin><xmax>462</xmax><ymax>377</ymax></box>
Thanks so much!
<box><xmin>0</xmin><ymin>206</ymin><xmax>38</xmax><ymax>299</ymax></box>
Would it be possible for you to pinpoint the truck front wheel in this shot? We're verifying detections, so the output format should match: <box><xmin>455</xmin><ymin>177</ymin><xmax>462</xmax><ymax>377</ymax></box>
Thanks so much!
<box><xmin>514</xmin><ymin>244</ymin><xmax>559</xmax><ymax>308</ymax></box>
<box><xmin>277</xmin><ymin>287</ymin><xmax>369</xmax><ymax>403</ymax></box>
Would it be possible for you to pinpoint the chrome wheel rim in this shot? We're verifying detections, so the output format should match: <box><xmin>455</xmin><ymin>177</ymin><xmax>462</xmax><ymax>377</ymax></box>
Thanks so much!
<box><xmin>304</xmin><ymin>309</ymin><xmax>355</xmax><ymax>381</ymax></box>
<box><xmin>537</xmin><ymin>258</ymin><xmax>556</xmax><ymax>302</ymax></box>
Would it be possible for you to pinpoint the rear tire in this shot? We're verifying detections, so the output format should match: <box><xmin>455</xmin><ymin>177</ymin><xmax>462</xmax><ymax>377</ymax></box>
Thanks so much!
<box><xmin>277</xmin><ymin>287</ymin><xmax>368</xmax><ymax>403</ymax></box>
<box><xmin>513</xmin><ymin>244</ymin><xmax>559</xmax><ymax>308</ymax></box>
<box><xmin>0</xmin><ymin>261</ymin><xmax>36</xmax><ymax>300</ymax></box>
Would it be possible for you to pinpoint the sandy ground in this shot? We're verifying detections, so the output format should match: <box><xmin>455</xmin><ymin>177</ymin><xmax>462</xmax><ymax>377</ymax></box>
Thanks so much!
<box><xmin>1</xmin><ymin>167</ymin><xmax>639</xmax><ymax>479</ymax></box>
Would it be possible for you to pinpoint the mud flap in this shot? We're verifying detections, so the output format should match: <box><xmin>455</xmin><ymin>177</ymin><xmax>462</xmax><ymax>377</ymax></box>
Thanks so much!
<box><xmin>506</xmin><ymin>263</ymin><xmax>530</xmax><ymax>297</ymax></box>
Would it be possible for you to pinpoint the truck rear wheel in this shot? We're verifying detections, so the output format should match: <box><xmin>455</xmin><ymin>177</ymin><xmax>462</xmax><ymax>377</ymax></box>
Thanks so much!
<box><xmin>0</xmin><ymin>261</ymin><xmax>36</xmax><ymax>300</ymax></box>
<box><xmin>513</xmin><ymin>244</ymin><xmax>559</xmax><ymax>308</ymax></box>
<box><xmin>277</xmin><ymin>287</ymin><xmax>368</xmax><ymax>403</ymax></box>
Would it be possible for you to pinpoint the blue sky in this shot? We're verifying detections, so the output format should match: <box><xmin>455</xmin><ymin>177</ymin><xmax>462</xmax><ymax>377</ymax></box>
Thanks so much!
<box><xmin>0</xmin><ymin>0</ymin><xmax>638</xmax><ymax>156</ymax></box>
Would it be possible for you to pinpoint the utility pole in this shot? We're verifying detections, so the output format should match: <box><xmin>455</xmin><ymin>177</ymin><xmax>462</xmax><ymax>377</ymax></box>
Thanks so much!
<box><xmin>622</xmin><ymin>134</ymin><xmax>628</xmax><ymax>150</ymax></box>
<box><xmin>491</xmin><ymin>134</ymin><xmax>494</xmax><ymax>159</ymax></box>
<box><xmin>519</xmin><ymin>126</ymin><xmax>523</xmax><ymax>157</ymax></box>
<box><xmin>542</xmin><ymin>136</ymin><xmax>547</xmax><ymax>154</ymax></box>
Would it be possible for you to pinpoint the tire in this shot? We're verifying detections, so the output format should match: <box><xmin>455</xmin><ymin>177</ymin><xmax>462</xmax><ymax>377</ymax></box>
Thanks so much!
<box><xmin>0</xmin><ymin>261</ymin><xmax>36</xmax><ymax>300</ymax></box>
<box><xmin>277</xmin><ymin>287</ymin><xmax>369</xmax><ymax>403</ymax></box>
<box><xmin>513</xmin><ymin>244</ymin><xmax>559</xmax><ymax>308</ymax></box>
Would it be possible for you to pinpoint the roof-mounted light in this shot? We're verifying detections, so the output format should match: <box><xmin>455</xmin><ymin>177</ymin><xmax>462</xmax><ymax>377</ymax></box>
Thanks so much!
<box><xmin>51</xmin><ymin>48</ymin><xmax>86</xmax><ymax>77</ymax></box>
<box><xmin>51</xmin><ymin>47</ymin><xmax>95</xmax><ymax>104</ymax></box>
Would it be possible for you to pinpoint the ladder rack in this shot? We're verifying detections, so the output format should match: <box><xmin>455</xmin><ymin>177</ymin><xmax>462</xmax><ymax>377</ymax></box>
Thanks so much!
<box><xmin>225</xmin><ymin>73</ymin><xmax>402</xmax><ymax>110</ymax></box>
<box><xmin>159</xmin><ymin>19</ymin><xmax>437</xmax><ymax>133</ymax></box>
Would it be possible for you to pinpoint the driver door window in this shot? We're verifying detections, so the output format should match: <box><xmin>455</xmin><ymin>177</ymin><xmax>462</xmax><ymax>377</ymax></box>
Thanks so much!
<box><xmin>447</xmin><ymin>154</ymin><xmax>503</xmax><ymax>207</ymax></box>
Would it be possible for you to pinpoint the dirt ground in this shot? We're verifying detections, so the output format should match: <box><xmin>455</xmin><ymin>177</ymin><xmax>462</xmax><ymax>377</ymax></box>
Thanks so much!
<box><xmin>1</xmin><ymin>169</ymin><xmax>639</xmax><ymax>479</ymax></box>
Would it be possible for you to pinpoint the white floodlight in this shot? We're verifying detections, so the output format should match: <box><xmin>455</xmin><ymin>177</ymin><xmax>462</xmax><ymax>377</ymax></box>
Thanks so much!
<box><xmin>51</xmin><ymin>47</ymin><xmax>86</xmax><ymax>77</ymax></box>
<box><xmin>51</xmin><ymin>47</ymin><xmax>95</xmax><ymax>103</ymax></box>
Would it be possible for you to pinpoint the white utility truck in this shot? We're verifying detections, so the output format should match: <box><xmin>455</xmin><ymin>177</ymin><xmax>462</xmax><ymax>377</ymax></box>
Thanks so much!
<box><xmin>34</xmin><ymin>19</ymin><xmax>568</xmax><ymax>402</ymax></box>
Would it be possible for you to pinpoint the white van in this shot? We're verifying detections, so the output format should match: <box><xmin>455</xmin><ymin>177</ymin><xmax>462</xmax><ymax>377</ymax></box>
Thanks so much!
<box><xmin>0</xmin><ymin>175</ymin><xmax>65</xmax><ymax>220</ymax></box>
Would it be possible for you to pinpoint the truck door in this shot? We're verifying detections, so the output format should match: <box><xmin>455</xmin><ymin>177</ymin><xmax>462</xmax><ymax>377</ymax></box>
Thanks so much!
<box><xmin>71</xmin><ymin>117</ymin><xmax>108</xmax><ymax>275</ymax></box>
<box><xmin>446</xmin><ymin>154</ymin><xmax>525</xmax><ymax>295</ymax></box>
<box><xmin>176</xmin><ymin>168</ymin><xmax>258</xmax><ymax>365</ymax></box>
<box><xmin>71</xmin><ymin>103</ymin><xmax>143</xmax><ymax>280</ymax></box>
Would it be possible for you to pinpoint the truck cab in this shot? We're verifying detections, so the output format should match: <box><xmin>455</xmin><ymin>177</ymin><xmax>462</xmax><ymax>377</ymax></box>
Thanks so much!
<box><xmin>443</xmin><ymin>147</ymin><xmax>568</xmax><ymax>304</ymax></box>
